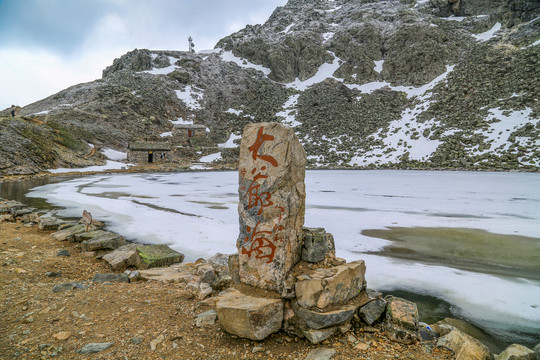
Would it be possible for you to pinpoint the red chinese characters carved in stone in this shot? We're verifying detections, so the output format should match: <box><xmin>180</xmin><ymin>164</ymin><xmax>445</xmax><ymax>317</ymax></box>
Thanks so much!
<box><xmin>244</xmin><ymin>167</ymin><xmax>273</xmax><ymax>215</ymax></box>
<box><xmin>241</xmin><ymin>221</ymin><xmax>276</xmax><ymax>263</ymax></box>
<box><xmin>248</xmin><ymin>127</ymin><xmax>278</xmax><ymax>167</ymax></box>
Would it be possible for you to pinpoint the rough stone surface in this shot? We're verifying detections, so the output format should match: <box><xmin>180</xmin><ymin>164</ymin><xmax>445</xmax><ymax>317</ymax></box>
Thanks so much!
<box><xmin>534</xmin><ymin>343</ymin><xmax>540</xmax><ymax>359</ymax></box>
<box><xmin>237</xmin><ymin>122</ymin><xmax>306</xmax><ymax>291</ymax></box>
<box><xmin>81</xmin><ymin>232</ymin><xmax>126</xmax><ymax>252</ymax></box>
<box><xmin>195</xmin><ymin>310</ymin><xmax>217</xmax><ymax>327</ymax></box>
<box><xmin>92</xmin><ymin>273</ymin><xmax>129</xmax><ymax>283</ymax></box>
<box><xmin>216</xmin><ymin>288</ymin><xmax>283</xmax><ymax>340</ymax></box>
<box><xmin>138</xmin><ymin>263</ymin><xmax>196</xmax><ymax>283</ymax></box>
<box><xmin>495</xmin><ymin>344</ymin><xmax>536</xmax><ymax>360</ymax></box>
<box><xmin>74</xmin><ymin>230</ymin><xmax>108</xmax><ymax>242</ymax></box>
<box><xmin>51</xmin><ymin>224</ymin><xmax>88</xmax><ymax>241</ymax></box>
<box><xmin>301</xmin><ymin>227</ymin><xmax>335</xmax><ymax>263</ymax></box>
<box><xmin>135</xmin><ymin>244</ymin><xmax>184</xmax><ymax>269</ymax></box>
<box><xmin>228</xmin><ymin>253</ymin><xmax>240</xmax><ymax>283</ymax></box>
<box><xmin>295</xmin><ymin>260</ymin><xmax>366</xmax><ymax>309</ymax></box>
<box><xmin>303</xmin><ymin>327</ymin><xmax>337</xmax><ymax>344</ymax></box>
<box><xmin>292</xmin><ymin>301</ymin><xmax>355</xmax><ymax>330</ymax></box>
<box><xmin>77</xmin><ymin>342</ymin><xmax>114</xmax><ymax>354</ymax></box>
<box><xmin>51</xmin><ymin>282</ymin><xmax>86</xmax><ymax>293</ymax></box>
<box><xmin>102</xmin><ymin>244</ymin><xmax>140</xmax><ymax>271</ymax></box>
<box><xmin>304</xmin><ymin>348</ymin><xmax>337</xmax><ymax>360</ymax></box>
<box><xmin>38</xmin><ymin>217</ymin><xmax>64</xmax><ymax>230</ymax></box>
<box><xmin>358</xmin><ymin>298</ymin><xmax>387</xmax><ymax>325</ymax></box>
<box><xmin>384</xmin><ymin>296</ymin><xmax>419</xmax><ymax>344</ymax></box>
<box><xmin>437</xmin><ymin>329</ymin><xmax>492</xmax><ymax>360</ymax></box>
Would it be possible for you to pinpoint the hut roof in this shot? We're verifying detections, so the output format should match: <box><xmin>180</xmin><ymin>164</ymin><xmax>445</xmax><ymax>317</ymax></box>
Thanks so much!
<box><xmin>129</xmin><ymin>141</ymin><xmax>171</xmax><ymax>151</ymax></box>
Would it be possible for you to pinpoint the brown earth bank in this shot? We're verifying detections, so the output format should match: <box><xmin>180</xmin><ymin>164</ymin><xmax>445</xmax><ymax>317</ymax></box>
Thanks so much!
<box><xmin>0</xmin><ymin>221</ymin><xmax>455</xmax><ymax>360</ymax></box>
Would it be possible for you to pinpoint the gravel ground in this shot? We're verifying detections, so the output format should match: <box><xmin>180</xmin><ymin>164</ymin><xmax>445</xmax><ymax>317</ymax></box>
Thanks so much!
<box><xmin>0</xmin><ymin>221</ymin><xmax>455</xmax><ymax>360</ymax></box>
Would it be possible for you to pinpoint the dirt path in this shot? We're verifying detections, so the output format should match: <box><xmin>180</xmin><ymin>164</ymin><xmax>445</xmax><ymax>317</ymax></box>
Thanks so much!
<box><xmin>0</xmin><ymin>221</ymin><xmax>454</xmax><ymax>359</ymax></box>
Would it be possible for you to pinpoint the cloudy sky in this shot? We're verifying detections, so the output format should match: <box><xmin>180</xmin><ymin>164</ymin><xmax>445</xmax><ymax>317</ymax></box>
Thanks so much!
<box><xmin>0</xmin><ymin>0</ymin><xmax>287</xmax><ymax>110</ymax></box>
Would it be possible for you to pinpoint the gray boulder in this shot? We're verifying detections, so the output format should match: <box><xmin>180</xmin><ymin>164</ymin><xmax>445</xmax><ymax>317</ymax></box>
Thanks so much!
<box><xmin>437</xmin><ymin>328</ymin><xmax>492</xmax><ymax>360</ymax></box>
<box><xmin>216</xmin><ymin>288</ymin><xmax>283</xmax><ymax>341</ymax></box>
<box><xmin>301</xmin><ymin>227</ymin><xmax>335</xmax><ymax>263</ymax></box>
<box><xmin>383</xmin><ymin>296</ymin><xmax>419</xmax><ymax>344</ymax></box>
<box><xmin>92</xmin><ymin>273</ymin><xmax>129</xmax><ymax>283</ymax></box>
<box><xmin>135</xmin><ymin>244</ymin><xmax>184</xmax><ymax>269</ymax></box>
<box><xmin>495</xmin><ymin>344</ymin><xmax>536</xmax><ymax>360</ymax></box>
<box><xmin>80</xmin><ymin>232</ymin><xmax>126</xmax><ymax>252</ymax></box>
<box><xmin>292</xmin><ymin>301</ymin><xmax>355</xmax><ymax>330</ymax></box>
<box><xmin>358</xmin><ymin>298</ymin><xmax>387</xmax><ymax>325</ymax></box>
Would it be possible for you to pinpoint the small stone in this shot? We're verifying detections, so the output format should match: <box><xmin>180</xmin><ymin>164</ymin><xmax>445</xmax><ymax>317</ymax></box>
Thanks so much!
<box><xmin>52</xmin><ymin>282</ymin><xmax>86</xmax><ymax>293</ymax></box>
<box><xmin>355</xmin><ymin>342</ymin><xmax>370</xmax><ymax>351</ymax></box>
<box><xmin>347</xmin><ymin>334</ymin><xmax>357</xmax><ymax>343</ymax></box>
<box><xmin>23</xmin><ymin>316</ymin><xmax>34</xmax><ymax>323</ymax></box>
<box><xmin>304</xmin><ymin>348</ymin><xmax>337</xmax><ymax>360</ymax></box>
<box><xmin>92</xmin><ymin>273</ymin><xmax>129</xmax><ymax>283</ymax></box>
<box><xmin>495</xmin><ymin>344</ymin><xmax>535</xmax><ymax>360</ymax></box>
<box><xmin>56</xmin><ymin>250</ymin><xmax>70</xmax><ymax>257</ymax></box>
<box><xmin>15</xmin><ymin>268</ymin><xmax>27</xmax><ymax>274</ymax></box>
<box><xmin>252</xmin><ymin>346</ymin><xmax>264</xmax><ymax>353</ymax></box>
<box><xmin>195</xmin><ymin>310</ymin><xmax>217</xmax><ymax>327</ymax></box>
<box><xmin>303</xmin><ymin>327</ymin><xmax>337</xmax><ymax>344</ymax></box>
<box><xmin>52</xmin><ymin>332</ymin><xmax>71</xmax><ymax>341</ymax></box>
<box><xmin>77</xmin><ymin>342</ymin><xmax>114</xmax><ymax>354</ymax></box>
<box><xmin>39</xmin><ymin>344</ymin><xmax>52</xmax><ymax>351</ymax></box>
<box><xmin>45</xmin><ymin>272</ymin><xmax>62</xmax><ymax>278</ymax></box>
<box><xmin>130</xmin><ymin>337</ymin><xmax>143</xmax><ymax>345</ymax></box>
<box><xmin>150</xmin><ymin>334</ymin><xmax>165</xmax><ymax>351</ymax></box>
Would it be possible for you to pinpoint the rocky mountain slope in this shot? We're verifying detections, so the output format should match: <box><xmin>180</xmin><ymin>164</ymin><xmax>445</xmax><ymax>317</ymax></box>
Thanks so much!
<box><xmin>1</xmin><ymin>0</ymin><xmax>539</xmax><ymax>175</ymax></box>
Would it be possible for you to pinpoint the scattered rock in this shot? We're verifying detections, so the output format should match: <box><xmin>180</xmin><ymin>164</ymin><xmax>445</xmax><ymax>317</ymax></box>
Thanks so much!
<box><xmin>295</xmin><ymin>260</ymin><xmax>366</xmax><ymax>309</ymax></box>
<box><xmin>384</xmin><ymin>296</ymin><xmax>419</xmax><ymax>344</ymax></box>
<box><xmin>138</xmin><ymin>263</ymin><xmax>195</xmax><ymax>283</ymax></box>
<box><xmin>56</xmin><ymin>250</ymin><xmax>70</xmax><ymax>257</ymax></box>
<box><xmin>130</xmin><ymin>337</ymin><xmax>143</xmax><ymax>345</ymax></box>
<box><xmin>45</xmin><ymin>271</ymin><xmax>62</xmax><ymax>278</ymax></box>
<box><xmin>81</xmin><ymin>232</ymin><xmax>126</xmax><ymax>252</ymax></box>
<box><xmin>195</xmin><ymin>310</ymin><xmax>217</xmax><ymax>327</ymax></box>
<box><xmin>92</xmin><ymin>273</ymin><xmax>129</xmax><ymax>283</ymax></box>
<box><xmin>252</xmin><ymin>346</ymin><xmax>264</xmax><ymax>353</ymax></box>
<box><xmin>52</xmin><ymin>331</ymin><xmax>71</xmax><ymax>341</ymax></box>
<box><xmin>358</xmin><ymin>297</ymin><xmax>387</xmax><ymax>325</ymax></box>
<box><xmin>52</xmin><ymin>282</ymin><xmax>87</xmax><ymax>293</ymax></box>
<box><xmin>38</xmin><ymin>217</ymin><xmax>64</xmax><ymax>231</ymax></box>
<box><xmin>51</xmin><ymin>224</ymin><xmax>88</xmax><ymax>241</ymax></box>
<box><xmin>77</xmin><ymin>342</ymin><xmax>114</xmax><ymax>354</ymax></box>
<box><xmin>150</xmin><ymin>334</ymin><xmax>165</xmax><ymax>351</ymax></box>
<box><xmin>102</xmin><ymin>244</ymin><xmax>139</xmax><ymax>271</ymax></box>
<box><xmin>303</xmin><ymin>327</ymin><xmax>337</xmax><ymax>344</ymax></box>
<box><xmin>304</xmin><ymin>348</ymin><xmax>337</xmax><ymax>360</ymax></box>
<box><xmin>216</xmin><ymin>288</ymin><xmax>283</xmax><ymax>340</ymax></box>
<box><xmin>437</xmin><ymin>329</ymin><xmax>491</xmax><ymax>360</ymax></box>
<box><xmin>495</xmin><ymin>344</ymin><xmax>536</xmax><ymax>360</ymax></box>
<box><xmin>136</xmin><ymin>244</ymin><xmax>184</xmax><ymax>269</ymax></box>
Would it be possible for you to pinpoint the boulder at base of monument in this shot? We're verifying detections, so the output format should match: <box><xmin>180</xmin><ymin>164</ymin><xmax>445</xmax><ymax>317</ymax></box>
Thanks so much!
<box><xmin>295</xmin><ymin>260</ymin><xmax>366</xmax><ymax>309</ymax></box>
<box><xmin>216</xmin><ymin>287</ymin><xmax>283</xmax><ymax>341</ymax></box>
<box><xmin>384</xmin><ymin>296</ymin><xmax>420</xmax><ymax>344</ymax></box>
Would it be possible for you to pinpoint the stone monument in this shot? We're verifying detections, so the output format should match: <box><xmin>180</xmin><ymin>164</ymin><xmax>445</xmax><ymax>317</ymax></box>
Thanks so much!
<box><xmin>236</xmin><ymin>122</ymin><xmax>306</xmax><ymax>291</ymax></box>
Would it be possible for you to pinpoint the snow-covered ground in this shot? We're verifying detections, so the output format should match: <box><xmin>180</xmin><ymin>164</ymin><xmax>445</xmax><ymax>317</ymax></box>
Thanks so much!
<box><xmin>47</xmin><ymin>160</ymin><xmax>128</xmax><ymax>174</ymax></box>
<box><xmin>27</xmin><ymin>170</ymin><xmax>540</xmax><ymax>341</ymax></box>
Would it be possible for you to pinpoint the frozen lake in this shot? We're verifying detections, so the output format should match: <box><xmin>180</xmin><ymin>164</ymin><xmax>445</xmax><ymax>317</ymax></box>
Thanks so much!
<box><xmin>17</xmin><ymin>170</ymin><xmax>540</xmax><ymax>349</ymax></box>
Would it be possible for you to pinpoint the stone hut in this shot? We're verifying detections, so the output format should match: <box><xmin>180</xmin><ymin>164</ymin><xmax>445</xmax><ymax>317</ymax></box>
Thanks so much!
<box><xmin>172</xmin><ymin>124</ymin><xmax>208</xmax><ymax>146</ymax></box>
<box><xmin>127</xmin><ymin>141</ymin><xmax>171</xmax><ymax>163</ymax></box>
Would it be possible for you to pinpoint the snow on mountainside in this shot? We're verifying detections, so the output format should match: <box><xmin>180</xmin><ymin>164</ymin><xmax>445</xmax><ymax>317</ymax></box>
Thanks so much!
<box><xmin>1</xmin><ymin>0</ymin><xmax>539</xmax><ymax>175</ymax></box>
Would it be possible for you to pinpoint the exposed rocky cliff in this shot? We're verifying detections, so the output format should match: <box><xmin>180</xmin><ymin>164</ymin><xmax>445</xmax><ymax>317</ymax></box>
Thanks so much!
<box><xmin>1</xmin><ymin>0</ymin><xmax>539</xmax><ymax>175</ymax></box>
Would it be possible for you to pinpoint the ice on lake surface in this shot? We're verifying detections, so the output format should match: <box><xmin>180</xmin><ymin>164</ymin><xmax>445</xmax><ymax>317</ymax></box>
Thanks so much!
<box><xmin>26</xmin><ymin>170</ymin><xmax>540</xmax><ymax>345</ymax></box>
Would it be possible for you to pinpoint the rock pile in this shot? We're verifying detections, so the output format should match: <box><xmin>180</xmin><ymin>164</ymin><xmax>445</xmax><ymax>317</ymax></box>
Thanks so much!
<box><xmin>213</xmin><ymin>123</ymin><xmax>418</xmax><ymax>344</ymax></box>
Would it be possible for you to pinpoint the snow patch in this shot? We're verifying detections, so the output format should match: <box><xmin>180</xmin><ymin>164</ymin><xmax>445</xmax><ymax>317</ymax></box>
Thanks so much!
<box><xmin>102</xmin><ymin>148</ymin><xmax>127</xmax><ymax>161</ymax></box>
<box><xmin>160</xmin><ymin>131</ymin><xmax>172</xmax><ymax>138</ymax></box>
<box><xmin>285</xmin><ymin>52</ymin><xmax>341</xmax><ymax>90</ymax></box>
<box><xmin>276</xmin><ymin>94</ymin><xmax>301</xmax><ymax>127</ymax></box>
<box><xmin>170</xmin><ymin>117</ymin><xmax>193</xmax><ymax>125</ymax></box>
<box><xmin>473</xmin><ymin>22</ymin><xmax>501</xmax><ymax>42</ymax></box>
<box><xmin>373</xmin><ymin>60</ymin><xmax>384</xmax><ymax>74</ymax></box>
<box><xmin>219</xmin><ymin>50</ymin><xmax>271</xmax><ymax>76</ymax></box>
<box><xmin>175</xmin><ymin>85</ymin><xmax>204</xmax><ymax>110</ymax></box>
<box><xmin>199</xmin><ymin>152</ymin><xmax>222</xmax><ymax>163</ymax></box>
<box><xmin>48</xmin><ymin>161</ymin><xmax>129</xmax><ymax>174</ymax></box>
<box><xmin>218</xmin><ymin>133</ymin><xmax>241</xmax><ymax>148</ymax></box>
